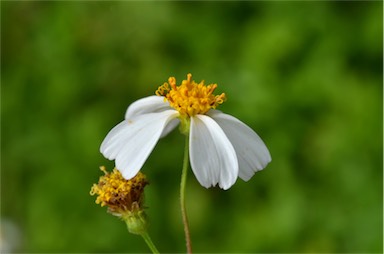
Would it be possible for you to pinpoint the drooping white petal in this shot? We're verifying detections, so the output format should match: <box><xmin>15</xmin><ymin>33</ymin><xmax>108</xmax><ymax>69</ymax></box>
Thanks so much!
<box><xmin>207</xmin><ymin>110</ymin><xmax>271</xmax><ymax>181</ymax></box>
<box><xmin>189</xmin><ymin>115</ymin><xmax>238</xmax><ymax>190</ymax></box>
<box><xmin>125</xmin><ymin>95</ymin><xmax>172</xmax><ymax>119</ymax></box>
<box><xmin>160</xmin><ymin>118</ymin><xmax>180</xmax><ymax>138</ymax></box>
<box><xmin>100</xmin><ymin>120</ymin><xmax>131</xmax><ymax>160</ymax></box>
<box><xmin>101</xmin><ymin>109</ymin><xmax>179</xmax><ymax>179</ymax></box>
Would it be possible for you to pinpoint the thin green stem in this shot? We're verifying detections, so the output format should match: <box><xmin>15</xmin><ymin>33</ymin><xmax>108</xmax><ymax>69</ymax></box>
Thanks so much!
<box><xmin>180</xmin><ymin>133</ymin><xmax>192</xmax><ymax>254</ymax></box>
<box><xmin>141</xmin><ymin>231</ymin><xmax>160</xmax><ymax>254</ymax></box>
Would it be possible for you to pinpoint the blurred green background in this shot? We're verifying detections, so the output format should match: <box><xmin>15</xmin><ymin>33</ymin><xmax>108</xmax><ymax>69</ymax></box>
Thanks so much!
<box><xmin>1</xmin><ymin>1</ymin><xmax>382</xmax><ymax>253</ymax></box>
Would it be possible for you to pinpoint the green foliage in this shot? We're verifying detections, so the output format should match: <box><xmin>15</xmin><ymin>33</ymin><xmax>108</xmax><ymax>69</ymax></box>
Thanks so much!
<box><xmin>1</xmin><ymin>1</ymin><xmax>382</xmax><ymax>253</ymax></box>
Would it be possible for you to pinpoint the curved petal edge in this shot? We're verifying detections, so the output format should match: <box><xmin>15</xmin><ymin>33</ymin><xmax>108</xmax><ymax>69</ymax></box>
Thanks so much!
<box><xmin>189</xmin><ymin>115</ymin><xmax>238</xmax><ymax>190</ymax></box>
<box><xmin>101</xmin><ymin>109</ymin><xmax>179</xmax><ymax>179</ymax></box>
<box><xmin>208</xmin><ymin>110</ymin><xmax>271</xmax><ymax>181</ymax></box>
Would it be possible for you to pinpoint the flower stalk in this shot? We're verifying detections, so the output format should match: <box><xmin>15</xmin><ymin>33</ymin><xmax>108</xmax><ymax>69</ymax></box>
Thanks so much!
<box><xmin>141</xmin><ymin>231</ymin><xmax>159</xmax><ymax>254</ymax></box>
<box><xmin>122</xmin><ymin>208</ymin><xmax>159</xmax><ymax>254</ymax></box>
<box><xmin>180</xmin><ymin>132</ymin><xmax>192</xmax><ymax>254</ymax></box>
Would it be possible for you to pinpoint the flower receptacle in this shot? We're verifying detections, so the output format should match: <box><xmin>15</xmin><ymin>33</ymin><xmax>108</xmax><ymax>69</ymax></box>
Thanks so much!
<box><xmin>122</xmin><ymin>202</ymin><xmax>149</xmax><ymax>235</ymax></box>
<box><xmin>179</xmin><ymin>116</ymin><xmax>190</xmax><ymax>136</ymax></box>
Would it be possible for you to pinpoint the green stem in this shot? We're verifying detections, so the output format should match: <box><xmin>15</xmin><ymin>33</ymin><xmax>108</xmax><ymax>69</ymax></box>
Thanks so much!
<box><xmin>141</xmin><ymin>231</ymin><xmax>160</xmax><ymax>254</ymax></box>
<box><xmin>180</xmin><ymin>133</ymin><xmax>192</xmax><ymax>253</ymax></box>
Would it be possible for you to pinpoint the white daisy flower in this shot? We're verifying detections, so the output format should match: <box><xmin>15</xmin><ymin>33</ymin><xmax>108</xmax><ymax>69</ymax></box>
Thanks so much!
<box><xmin>100</xmin><ymin>74</ymin><xmax>271</xmax><ymax>190</ymax></box>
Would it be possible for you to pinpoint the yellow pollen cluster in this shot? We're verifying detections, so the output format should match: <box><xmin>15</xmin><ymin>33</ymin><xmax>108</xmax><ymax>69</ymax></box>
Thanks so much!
<box><xmin>90</xmin><ymin>166</ymin><xmax>148</xmax><ymax>215</ymax></box>
<box><xmin>156</xmin><ymin>73</ymin><xmax>226</xmax><ymax>117</ymax></box>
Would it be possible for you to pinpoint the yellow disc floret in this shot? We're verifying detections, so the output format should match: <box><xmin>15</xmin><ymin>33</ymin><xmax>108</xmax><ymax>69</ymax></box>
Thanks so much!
<box><xmin>90</xmin><ymin>166</ymin><xmax>148</xmax><ymax>216</ymax></box>
<box><xmin>156</xmin><ymin>73</ymin><xmax>226</xmax><ymax>117</ymax></box>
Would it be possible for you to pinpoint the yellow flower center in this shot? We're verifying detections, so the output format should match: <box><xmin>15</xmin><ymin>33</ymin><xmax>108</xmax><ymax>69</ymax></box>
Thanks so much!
<box><xmin>90</xmin><ymin>166</ymin><xmax>148</xmax><ymax>216</ymax></box>
<box><xmin>156</xmin><ymin>73</ymin><xmax>226</xmax><ymax>117</ymax></box>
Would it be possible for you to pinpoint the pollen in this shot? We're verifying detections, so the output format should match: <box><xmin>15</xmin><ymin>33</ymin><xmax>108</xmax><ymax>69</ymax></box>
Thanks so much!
<box><xmin>90</xmin><ymin>166</ymin><xmax>148</xmax><ymax>216</ymax></box>
<box><xmin>156</xmin><ymin>73</ymin><xmax>226</xmax><ymax>117</ymax></box>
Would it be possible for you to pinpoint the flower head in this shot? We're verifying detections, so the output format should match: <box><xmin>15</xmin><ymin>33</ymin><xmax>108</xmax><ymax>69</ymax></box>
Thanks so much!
<box><xmin>156</xmin><ymin>73</ymin><xmax>226</xmax><ymax>117</ymax></box>
<box><xmin>90</xmin><ymin>166</ymin><xmax>149</xmax><ymax>234</ymax></box>
<box><xmin>90</xmin><ymin>166</ymin><xmax>148</xmax><ymax>216</ymax></box>
<box><xmin>100</xmin><ymin>74</ymin><xmax>271</xmax><ymax>189</ymax></box>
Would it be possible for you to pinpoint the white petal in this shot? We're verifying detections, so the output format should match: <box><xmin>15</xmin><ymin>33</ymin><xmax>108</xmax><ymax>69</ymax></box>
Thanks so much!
<box><xmin>160</xmin><ymin>118</ymin><xmax>180</xmax><ymax>138</ymax></box>
<box><xmin>125</xmin><ymin>95</ymin><xmax>171</xmax><ymax>119</ymax></box>
<box><xmin>101</xmin><ymin>110</ymin><xmax>179</xmax><ymax>179</ymax></box>
<box><xmin>100</xmin><ymin>120</ymin><xmax>131</xmax><ymax>160</ymax></box>
<box><xmin>207</xmin><ymin>110</ymin><xmax>271</xmax><ymax>181</ymax></box>
<box><xmin>189</xmin><ymin>115</ymin><xmax>238</xmax><ymax>190</ymax></box>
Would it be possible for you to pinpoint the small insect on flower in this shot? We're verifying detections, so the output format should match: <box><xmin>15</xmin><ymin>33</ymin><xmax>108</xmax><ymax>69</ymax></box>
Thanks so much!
<box><xmin>100</xmin><ymin>74</ymin><xmax>271</xmax><ymax>190</ymax></box>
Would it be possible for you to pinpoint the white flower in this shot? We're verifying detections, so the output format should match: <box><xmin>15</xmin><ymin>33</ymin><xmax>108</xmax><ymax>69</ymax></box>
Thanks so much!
<box><xmin>100</xmin><ymin>74</ymin><xmax>271</xmax><ymax>190</ymax></box>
